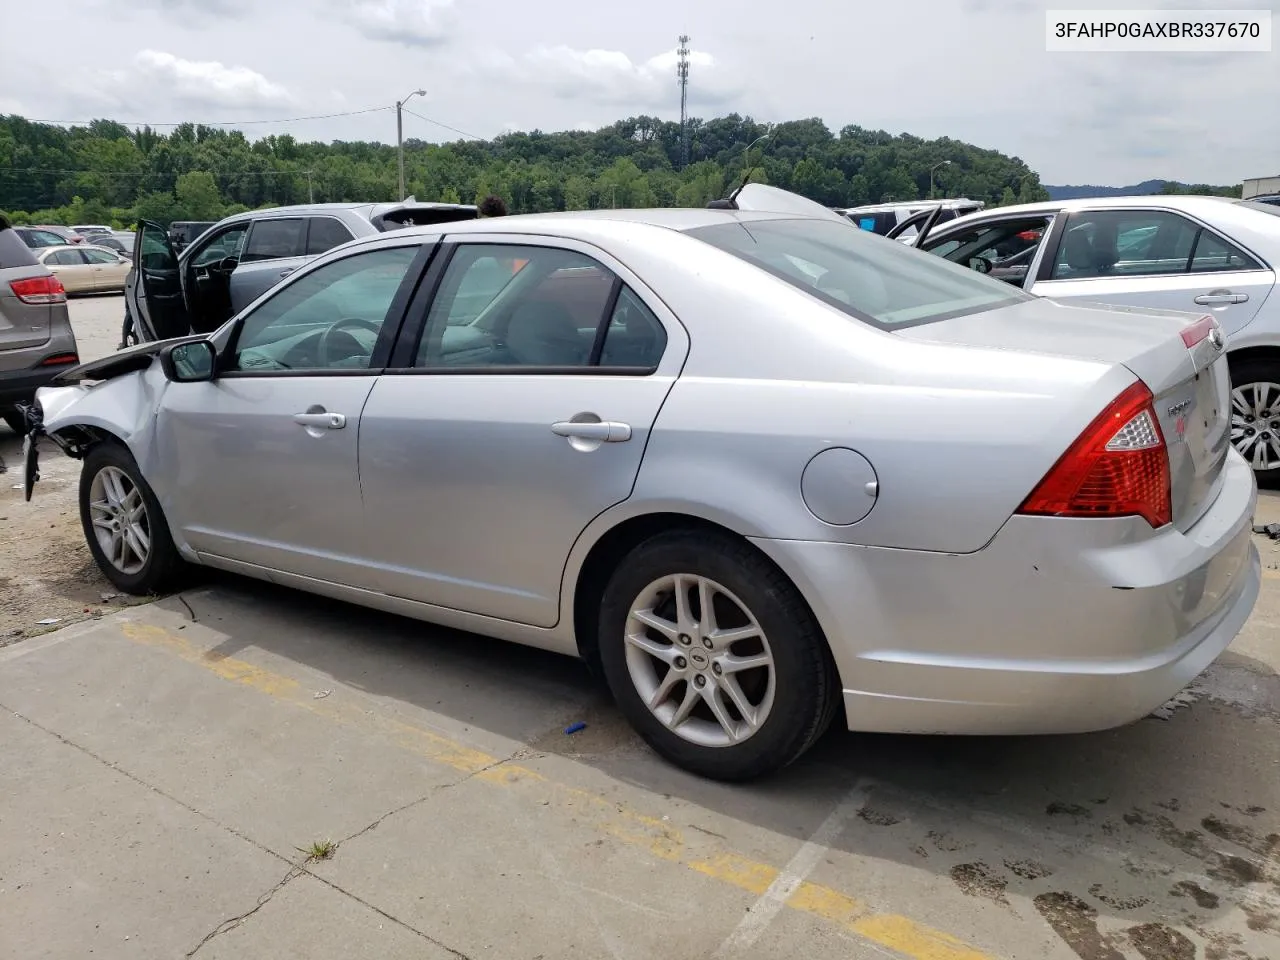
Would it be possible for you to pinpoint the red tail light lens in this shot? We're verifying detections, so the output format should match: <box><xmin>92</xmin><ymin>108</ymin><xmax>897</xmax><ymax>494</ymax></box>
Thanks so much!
<box><xmin>40</xmin><ymin>353</ymin><xmax>79</xmax><ymax>366</ymax></box>
<box><xmin>9</xmin><ymin>275</ymin><xmax>67</xmax><ymax>305</ymax></box>
<box><xmin>1017</xmin><ymin>380</ymin><xmax>1172</xmax><ymax>528</ymax></box>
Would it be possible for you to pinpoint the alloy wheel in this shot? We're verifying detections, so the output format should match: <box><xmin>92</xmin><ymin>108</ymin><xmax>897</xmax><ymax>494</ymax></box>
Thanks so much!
<box><xmin>1231</xmin><ymin>381</ymin><xmax>1280</xmax><ymax>470</ymax></box>
<box><xmin>623</xmin><ymin>573</ymin><xmax>776</xmax><ymax>748</ymax></box>
<box><xmin>88</xmin><ymin>465</ymin><xmax>151</xmax><ymax>575</ymax></box>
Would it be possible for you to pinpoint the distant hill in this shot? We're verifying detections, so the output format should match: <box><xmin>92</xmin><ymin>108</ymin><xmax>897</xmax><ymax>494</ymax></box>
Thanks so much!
<box><xmin>1045</xmin><ymin>179</ymin><xmax>1241</xmax><ymax>200</ymax></box>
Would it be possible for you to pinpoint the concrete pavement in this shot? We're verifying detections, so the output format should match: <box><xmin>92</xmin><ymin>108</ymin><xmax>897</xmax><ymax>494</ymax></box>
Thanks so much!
<box><xmin>2</xmin><ymin>545</ymin><xmax>1278</xmax><ymax>959</ymax></box>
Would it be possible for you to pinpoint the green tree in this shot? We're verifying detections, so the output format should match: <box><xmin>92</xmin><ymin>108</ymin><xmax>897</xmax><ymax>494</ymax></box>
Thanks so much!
<box><xmin>175</xmin><ymin>170</ymin><xmax>224</xmax><ymax>220</ymax></box>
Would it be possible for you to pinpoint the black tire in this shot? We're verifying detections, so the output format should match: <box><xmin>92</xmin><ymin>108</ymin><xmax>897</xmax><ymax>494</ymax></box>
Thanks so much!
<box><xmin>1228</xmin><ymin>357</ymin><xmax>1280</xmax><ymax>487</ymax></box>
<box><xmin>1</xmin><ymin>408</ymin><xmax>25</xmax><ymax>435</ymax></box>
<box><xmin>597</xmin><ymin>529</ymin><xmax>840</xmax><ymax>781</ymax></box>
<box><xmin>78</xmin><ymin>442</ymin><xmax>187</xmax><ymax>595</ymax></box>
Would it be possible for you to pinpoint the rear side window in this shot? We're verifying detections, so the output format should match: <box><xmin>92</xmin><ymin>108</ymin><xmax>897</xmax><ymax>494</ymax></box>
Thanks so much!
<box><xmin>0</xmin><ymin>224</ymin><xmax>40</xmax><ymax>269</ymax></box>
<box><xmin>242</xmin><ymin>218</ymin><xmax>305</xmax><ymax>262</ymax></box>
<box><xmin>1050</xmin><ymin>210</ymin><xmax>1262</xmax><ymax>278</ymax></box>
<box><xmin>689</xmin><ymin>218</ymin><xmax>1029</xmax><ymax>329</ymax></box>
<box><xmin>49</xmin><ymin>249</ymin><xmax>85</xmax><ymax>265</ymax></box>
<box><xmin>307</xmin><ymin>217</ymin><xmax>355</xmax><ymax>255</ymax></box>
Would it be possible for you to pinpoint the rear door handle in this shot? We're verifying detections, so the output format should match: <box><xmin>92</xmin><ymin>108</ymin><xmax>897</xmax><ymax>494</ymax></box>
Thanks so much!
<box><xmin>1194</xmin><ymin>291</ymin><xmax>1249</xmax><ymax>305</ymax></box>
<box><xmin>293</xmin><ymin>412</ymin><xmax>346</xmax><ymax>429</ymax></box>
<box><xmin>551</xmin><ymin>420</ymin><xmax>631</xmax><ymax>442</ymax></box>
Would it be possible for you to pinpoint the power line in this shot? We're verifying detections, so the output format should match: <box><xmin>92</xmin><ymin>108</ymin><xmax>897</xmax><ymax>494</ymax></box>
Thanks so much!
<box><xmin>399</xmin><ymin>107</ymin><xmax>481</xmax><ymax>141</ymax></box>
<box><xmin>14</xmin><ymin>106</ymin><xmax>394</xmax><ymax>128</ymax></box>
<box><xmin>0</xmin><ymin>168</ymin><xmax>310</xmax><ymax>178</ymax></box>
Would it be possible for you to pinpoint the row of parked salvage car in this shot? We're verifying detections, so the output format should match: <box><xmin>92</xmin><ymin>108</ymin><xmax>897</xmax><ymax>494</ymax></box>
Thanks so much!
<box><xmin>2</xmin><ymin>184</ymin><xmax>1269</xmax><ymax>780</ymax></box>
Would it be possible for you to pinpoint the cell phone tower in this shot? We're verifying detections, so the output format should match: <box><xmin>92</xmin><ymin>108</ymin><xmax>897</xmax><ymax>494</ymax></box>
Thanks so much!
<box><xmin>677</xmin><ymin>35</ymin><xmax>691</xmax><ymax>168</ymax></box>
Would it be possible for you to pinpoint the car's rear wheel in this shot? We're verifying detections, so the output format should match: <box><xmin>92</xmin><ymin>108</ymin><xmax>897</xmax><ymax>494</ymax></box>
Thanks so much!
<box><xmin>79</xmin><ymin>442</ymin><xmax>186</xmax><ymax>594</ymax></box>
<box><xmin>1228</xmin><ymin>358</ymin><xmax>1280</xmax><ymax>485</ymax></box>
<box><xmin>597</xmin><ymin>529</ymin><xmax>839</xmax><ymax>781</ymax></box>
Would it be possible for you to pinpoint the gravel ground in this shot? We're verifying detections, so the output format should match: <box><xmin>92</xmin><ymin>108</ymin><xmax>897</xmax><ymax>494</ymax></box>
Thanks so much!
<box><xmin>0</xmin><ymin>294</ymin><xmax>137</xmax><ymax>644</ymax></box>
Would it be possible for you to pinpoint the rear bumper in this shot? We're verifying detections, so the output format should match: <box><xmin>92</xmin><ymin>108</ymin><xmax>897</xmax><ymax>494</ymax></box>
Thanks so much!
<box><xmin>0</xmin><ymin>361</ymin><xmax>79</xmax><ymax>406</ymax></box>
<box><xmin>750</xmin><ymin>448</ymin><xmax>1260</xmax><ymax>735</ymax></box>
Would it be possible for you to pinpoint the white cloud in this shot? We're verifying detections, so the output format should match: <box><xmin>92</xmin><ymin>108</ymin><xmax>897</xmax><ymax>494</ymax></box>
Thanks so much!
<box><xmin>345</xmin><ymin>0</ymin><xmax>455</xmax><ymax>46</ymax></box>
<box><xmin>480</xmin><ymin>44</ymin><xmax>744</xmax><ymax>110</ymax></box>
<box><xmin>109</xmin><ymin>50</ymin><xmax>295</xmax><ymax>110</ymax></box>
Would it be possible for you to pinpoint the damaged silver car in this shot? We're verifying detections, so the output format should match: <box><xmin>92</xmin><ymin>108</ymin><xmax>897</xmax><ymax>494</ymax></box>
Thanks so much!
<box><xmin>20</xmin><ymin>186</ymin><xmax>1260</xmax><ymax>781</ymax></box>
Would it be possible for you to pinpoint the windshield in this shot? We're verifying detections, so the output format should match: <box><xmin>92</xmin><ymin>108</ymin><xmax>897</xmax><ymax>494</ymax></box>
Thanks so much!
<box><xmin>688</xmin><ymin>217</ymin><xmax>1030</xmax><ymax>328</ymax></box>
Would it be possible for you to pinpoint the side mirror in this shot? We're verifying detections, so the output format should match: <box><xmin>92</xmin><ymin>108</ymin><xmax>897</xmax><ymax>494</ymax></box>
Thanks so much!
<box><xmin>217</xmin><ymin>256</ymin><xmax>240</xmax><ymax>272</ymax></box>
<box><xmin>160</xmin><ymin>340</ymin><xmax>217</xmax><ymax>383</ymax></box>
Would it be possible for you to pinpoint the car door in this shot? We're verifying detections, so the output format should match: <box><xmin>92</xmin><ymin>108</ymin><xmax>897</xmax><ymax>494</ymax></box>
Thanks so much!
<box><xmin>918</xmin><ymin>213</ymin><xmax>1059</xmax><ymax>289</ymax></box>
<box><xmin>151</xmin><ymin>240</ymin><xmax>430</xmax><ymax>587</ymax></box>
<box><xmin>358</xmin><ymin>237</ymin><xmax>688</xmax><ymax>627</ymax></box>
<box><xmin>80</xmin><ymin>246</ymin><xmax>127</xmax><ymax>291</ymax></box>
<box><xmin>228</xmin><ymin>217</ymin><xmax>308</xmax><ymax>314</ymax></box>
<box><xmin>41</xmin><ymin>248</ymin><xmax>93</xmax><ymax>293</ymax></box>
<box><xmin>1029</xmin><ymin>208</ymin><xmax>1276</xmax><ymax>337</ymax></box>
<box><xmin>128</xmin><ymin>220</ymin><xmax>190</xmax><ymax>340</ymax></box>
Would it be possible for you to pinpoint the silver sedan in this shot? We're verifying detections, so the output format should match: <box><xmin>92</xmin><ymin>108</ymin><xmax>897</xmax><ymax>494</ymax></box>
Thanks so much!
<box><xmin>23</xmin><ymin>189</ymin><xmax>1260</xmax><ymax>780</ymax></box>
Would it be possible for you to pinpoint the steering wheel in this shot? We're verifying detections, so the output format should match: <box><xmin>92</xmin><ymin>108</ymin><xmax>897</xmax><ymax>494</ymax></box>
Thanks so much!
<box><xmin>969</xmin><ymin>255</ymin><xmax>993</xmax><ymax>275</ymax></box>
<box><xmin>318</xmin><ymin>317</ymin><xmax>382</xmax><ymax>367</ymax></box>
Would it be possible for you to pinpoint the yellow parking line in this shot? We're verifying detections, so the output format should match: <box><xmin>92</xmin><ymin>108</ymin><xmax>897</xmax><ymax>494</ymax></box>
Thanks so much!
<box><xmin>119</xmin><ymin>620</ymin><xmax>994</xmax><ymax>960</ymax></box>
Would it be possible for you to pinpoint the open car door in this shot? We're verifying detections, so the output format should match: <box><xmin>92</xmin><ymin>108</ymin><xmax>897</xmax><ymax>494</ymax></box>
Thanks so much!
<box><xmin>127</xmin><ymin>220</ymin><xmax>190</xmax><ymax>342</ymax></box>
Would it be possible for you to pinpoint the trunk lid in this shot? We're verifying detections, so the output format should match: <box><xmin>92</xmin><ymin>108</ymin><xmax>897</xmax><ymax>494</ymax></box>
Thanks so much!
<box><xmin>895</xmin><ymin>296</ymin><xmax>1231</xmax><ymax>531</ymax></box>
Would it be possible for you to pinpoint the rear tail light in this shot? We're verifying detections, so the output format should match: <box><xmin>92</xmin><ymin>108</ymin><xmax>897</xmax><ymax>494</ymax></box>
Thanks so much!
<box><xmin>9</xmin><ymin>274</ymin><xmax>66</xmax><ymax>304</ymax></box>
<box><xmin>1017</xmin><ymin>380</ymin><xmax>1172</xmax><ymax>528</ymax></box>
<box><xmin>1180</xmin><ymin>315</ymin><xmax>1216</xmax><ymax>348</ymax></box>
<box><xmin>40</xmin><ymin>353</ymin><xmax>79</xmax><ymax>366</ymax></box>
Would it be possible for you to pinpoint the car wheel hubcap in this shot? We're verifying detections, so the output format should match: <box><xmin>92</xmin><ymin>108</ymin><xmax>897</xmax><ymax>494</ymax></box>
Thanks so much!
<box><xmin>89</xmin><ymin>466</ymin><xmax>150</xmax><ymax>575</ymax></box>
<box><xmin>624</xmin><ymin>573</ymin><xmax>776</xmax><ymax>748</ymax></box>
<box><xmin>1231</xmin><ymin>381</ymin><xmax>1280</xmax><ymax>470</ymax></box>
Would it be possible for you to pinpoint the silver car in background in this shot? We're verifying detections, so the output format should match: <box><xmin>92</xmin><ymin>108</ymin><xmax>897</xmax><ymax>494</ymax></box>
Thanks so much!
<box><xmin>124</xmin><ymin>201</ymin><xmax>480</xmax><ymax>345</ymax></box>
<box><xmin>24</xmin><ymin>187</ymin><xmax>1259</xmax><ymax>780</ymax></box>
<box><xmin>906</xmin><ymin>196</ymin><xmax>1280</xmax><ymax>481</ymax></box>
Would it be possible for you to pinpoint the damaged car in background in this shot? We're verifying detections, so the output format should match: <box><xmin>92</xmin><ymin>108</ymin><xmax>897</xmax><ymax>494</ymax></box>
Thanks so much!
<box><xmin>18</xmin><ymin>185</ymin><xmax>1260</xmax><ymax>781</ymax></box>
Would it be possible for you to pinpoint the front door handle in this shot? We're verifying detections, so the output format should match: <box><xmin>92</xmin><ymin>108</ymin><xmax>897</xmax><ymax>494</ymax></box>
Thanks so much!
<box><xmin>280</xmin><ymin>268</ymin><xmax>296</xmax><ymax>278</ymax></box>
<box><xmin>551</xmin><ymin>420</ymin><xmax>631</xmax><ymax>442</ymax></box>
<box><xmin>293</xmin><ymin>411</ymin><xmax>346</xmax><ymax>429</ymax></box>
<box><xmin>1194</xmin><ymin>290</ymin><xmax>1249</xmax><ymax>305</ymax></box>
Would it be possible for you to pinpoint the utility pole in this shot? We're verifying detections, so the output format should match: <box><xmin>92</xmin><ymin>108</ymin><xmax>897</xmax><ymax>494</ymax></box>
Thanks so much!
<box><xmin>306</xmin><ymin>170</ymin><xmax>314</xmax><ymax>204</ymax></box>
<box><xmin>677</xmin><ymin>35</ymin><xmax>690</xmax><ymax>169</ymax></box>
<box><xmin>396</xmin><ymin>89</ymin><xmax>426</xmax><ymax>201</ymax></box>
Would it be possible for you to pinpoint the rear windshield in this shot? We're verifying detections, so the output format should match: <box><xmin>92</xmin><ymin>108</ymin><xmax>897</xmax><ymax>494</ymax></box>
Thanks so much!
<box><xmin>1241</xmin><ymin>200</ymin><xmax>1280</xmax><ymax>216</ymax></box>
<box><xmin>688</xmin><ymin>217</ymin><xmax>1030</xmax><ymax>328</ymax></box>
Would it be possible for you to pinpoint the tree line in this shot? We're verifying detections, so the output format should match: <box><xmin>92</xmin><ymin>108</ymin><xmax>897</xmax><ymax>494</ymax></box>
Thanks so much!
<box><xmin>2</xmin><ymin>112</ymin><xmax>1063</xmax><ymax>228</ymax></box>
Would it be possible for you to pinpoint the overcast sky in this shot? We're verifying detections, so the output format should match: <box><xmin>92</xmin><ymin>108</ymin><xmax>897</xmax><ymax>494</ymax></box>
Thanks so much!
<box><xmin>2</xmin><ymin>0</ymin><xmax>1276</xmax><ymax>186</ymax></box>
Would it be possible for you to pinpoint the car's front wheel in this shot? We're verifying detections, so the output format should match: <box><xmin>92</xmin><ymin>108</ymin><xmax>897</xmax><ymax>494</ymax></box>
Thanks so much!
<box><xmin>597</xmin><ymin>530</ymin><xmax>840</xmax><ymax>781</ymax></box>
<box><xmin>79</xmin><ymin>442</ymin><xmax>186</xmax><ymax>594</ymax></box>
<box><xmin>1229</xmin><ymin>358</ymin><xmax>1280</xmax><ymax>485</ymax></box>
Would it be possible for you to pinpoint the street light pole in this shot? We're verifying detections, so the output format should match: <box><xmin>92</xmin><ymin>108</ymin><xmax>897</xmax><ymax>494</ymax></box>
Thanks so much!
<box><xmin>396</xmin><ymin>89</ymin><xmax>426</xmax><ymax>201</ymax></box>
<box><xmin>929</xmin><ymin>159</ymin><xmax>952</xmax><ymax>200</ymax></box>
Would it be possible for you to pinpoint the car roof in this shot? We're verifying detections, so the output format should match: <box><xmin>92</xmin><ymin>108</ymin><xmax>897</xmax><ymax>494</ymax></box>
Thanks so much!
<box><xmin>963</xmin><ymin>195</ymin><xmax>1242</xmax><ymax>217</ymax></box>
<box><xmin>387</xmin><ymin>207</ymin><xmax>800</xmax><ymax>240</ymax></box>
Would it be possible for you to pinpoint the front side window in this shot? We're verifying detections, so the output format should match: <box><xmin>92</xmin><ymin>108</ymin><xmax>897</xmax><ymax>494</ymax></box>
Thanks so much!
<box><xmin>415</xmin><ymin>244</ymin><xmax>665</xmax><ymax>370</ymax></box>
<box><xmin>306</xmin><ymin>217</ymin><xmax>356</xmax><ymax>256</ymax></box>
<box><xmin>26</xmin><ymin>230</ymin><xmax>66</xmax><ymax>248</ymax></box>
<box><xmin>190</xmin><ymin>225</ymin><xmax>249</xmax><ymax>267</ymax></box>
<box><xmin>690</xmin><ymin>218</ymin><xmax>1029</xmax><ymax>328</ymax></box>
<box><xmin>230</xmin><ymin>245</ymin><xmax>420</xmax><ymax>373</ymax></box>
<box><xmin>1049</xmin><ymin>210</ymin><xmax>1201</xmax><ymax>280</ymax></box>
<box><xmin>82</xmin><ymin>248</ymin><xmax>119</xmax><ymax>264</ymax></box>
<box><xmin>241</xmin><ymin>218</ymin><xmax>305</xmax><ymax>262</ymax></box>
<box><xmin>139</xmin><ymin>222</ymin><xmax>176</xmax><ymax>271</ymax></box>
<box><xmin>923</xmin><ymin>216</ymin><xmax>1052</xmax><ymax>286</ymax></box>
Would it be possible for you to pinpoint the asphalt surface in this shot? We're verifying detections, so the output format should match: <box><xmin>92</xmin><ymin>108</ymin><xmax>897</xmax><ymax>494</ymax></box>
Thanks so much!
<box><xmin>1</xmin><ymin>294</ymin><xmax>1278</xmax><ymax>960</ymax></box>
